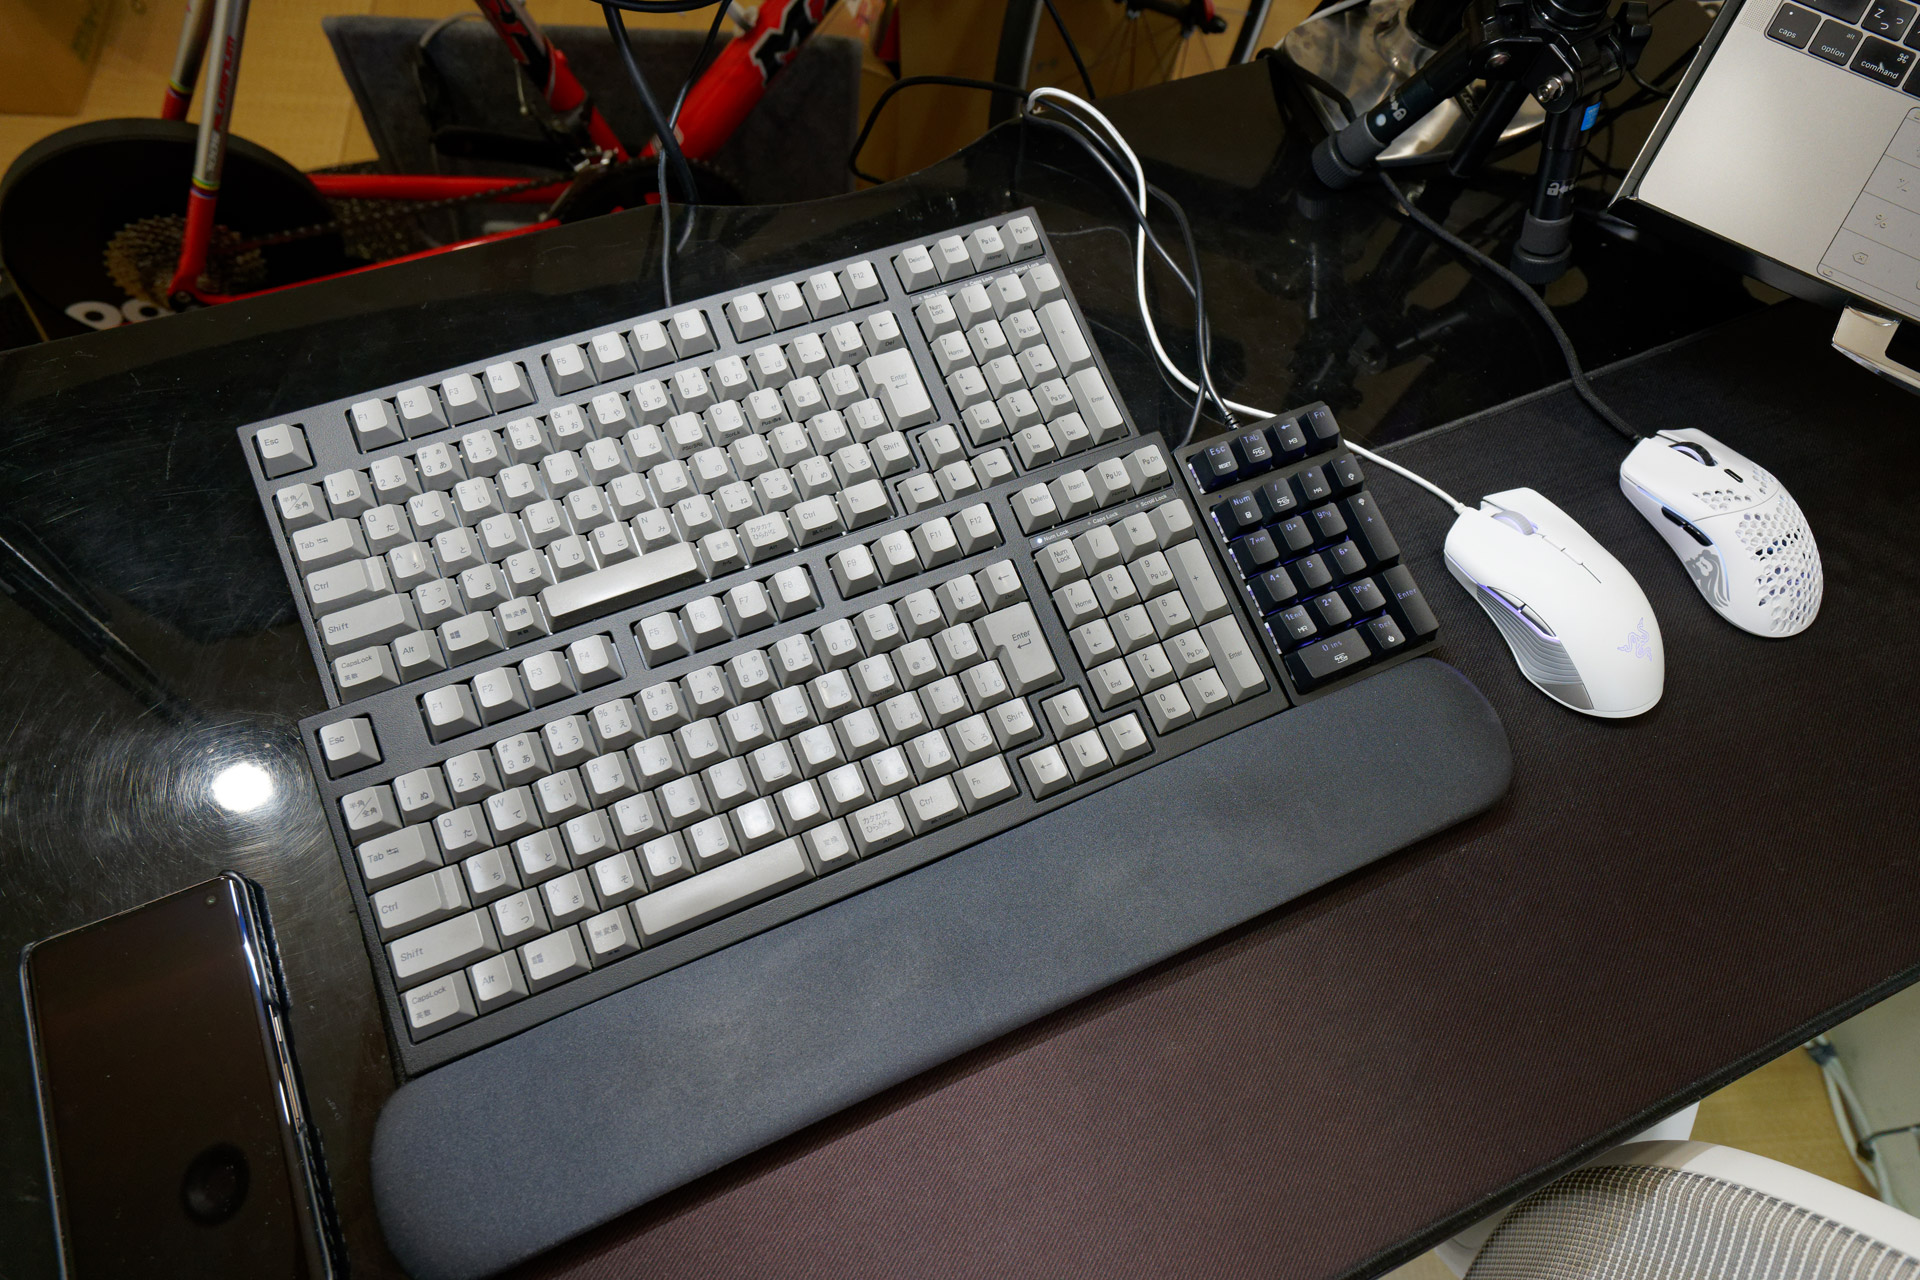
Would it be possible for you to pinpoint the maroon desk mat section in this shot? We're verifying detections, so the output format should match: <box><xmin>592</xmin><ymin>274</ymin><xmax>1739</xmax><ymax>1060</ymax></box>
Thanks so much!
<box><xmin>505</xmin><ymin>298</ymin><xmax>1920</xmax><ymax>1280</ymax></box>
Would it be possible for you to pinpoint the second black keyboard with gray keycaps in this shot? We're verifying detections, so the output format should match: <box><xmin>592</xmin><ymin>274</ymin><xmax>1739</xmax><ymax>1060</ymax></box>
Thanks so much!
<box><xmin>239</xmin><ymin>210</ymin><xmax>1442</xmax><ymax>1075</ymax></box>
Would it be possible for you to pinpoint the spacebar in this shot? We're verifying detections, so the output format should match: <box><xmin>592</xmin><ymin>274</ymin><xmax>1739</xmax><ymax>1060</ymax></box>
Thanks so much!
<box><xmin>538</xmin><ymin>545</ymin><xmax>705</xmax><ymax>626</ymax></box>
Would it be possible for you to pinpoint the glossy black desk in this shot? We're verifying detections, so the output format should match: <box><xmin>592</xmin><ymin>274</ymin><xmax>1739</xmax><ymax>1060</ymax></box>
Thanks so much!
<box><xmin>2</xmin><ymin>56</ymin><xmax>1901</xmax><ymax>1280</ymax></box>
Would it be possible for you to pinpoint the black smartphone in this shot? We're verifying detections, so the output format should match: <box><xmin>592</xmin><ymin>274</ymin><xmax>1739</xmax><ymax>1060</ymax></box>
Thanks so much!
<box><xmin>20</xmin><ymin>874</ymin><xmax>340</xmax><ymax>1278</ymax></box>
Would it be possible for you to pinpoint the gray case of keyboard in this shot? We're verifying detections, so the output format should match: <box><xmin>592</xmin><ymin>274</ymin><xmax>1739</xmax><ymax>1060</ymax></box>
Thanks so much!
<box><xmin>235</xmin><ymin>210</ymin><xmax>1507</xmax><ymax>1278</ymax></box>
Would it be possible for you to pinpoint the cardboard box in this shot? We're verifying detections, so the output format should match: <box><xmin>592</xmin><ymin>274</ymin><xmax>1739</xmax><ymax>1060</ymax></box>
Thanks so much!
<box><xmin>0</xmin><ymin>0</ymin><xmax>112</xmax><ymax>116</ymax></box>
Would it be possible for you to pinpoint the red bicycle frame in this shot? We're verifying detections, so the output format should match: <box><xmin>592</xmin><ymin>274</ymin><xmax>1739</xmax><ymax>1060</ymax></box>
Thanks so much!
<box><xmin>160</xmin><ymin>0</ymin><xmax>839</xmax><ymax>308</ymax></box>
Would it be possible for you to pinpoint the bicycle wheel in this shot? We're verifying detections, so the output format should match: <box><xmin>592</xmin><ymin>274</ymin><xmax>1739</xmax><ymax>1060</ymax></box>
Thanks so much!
<box><xmin>991</xmin><ymin>0</ymin><xmax>1275</xmax><ymax>122</ymax></box>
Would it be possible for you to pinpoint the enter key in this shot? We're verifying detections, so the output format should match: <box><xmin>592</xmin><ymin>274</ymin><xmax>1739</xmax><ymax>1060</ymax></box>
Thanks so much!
<box><xmin>976</xmin><ymin>601</ymin><xmax>1061</xmax><ymax>694</ymax></box>
<box><xmin>1200</xmin><ymin>617</ymin><xmax>1267</xmax><ymax>703</ymax></box>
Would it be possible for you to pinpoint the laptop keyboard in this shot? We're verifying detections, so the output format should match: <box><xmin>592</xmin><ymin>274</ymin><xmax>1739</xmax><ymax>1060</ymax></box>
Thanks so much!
<box><xmin>1768</xmin><ymin>0</ymin><xmax>1920</xmax><ymax>91</ymax></box>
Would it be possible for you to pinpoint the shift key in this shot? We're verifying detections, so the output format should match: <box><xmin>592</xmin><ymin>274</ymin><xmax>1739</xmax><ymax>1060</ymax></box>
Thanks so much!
<box><xmin>321</xmin><ymin>594</ymin><xmax>420</xmax><ymax>656</ymax></box>
<box><xmin>540</xmin><ymin>543</ymin><xmax>705</xmax><ymax>627</ymax></box>
<box><xmin>976</xmin><ymin>602</ymin><xmax>1061</xmax><ymax>694</ymax></box>
<box><xmin>388</xmin><ymin>909</ymin><xmax>499</xmax><ymax>989</ymax></box>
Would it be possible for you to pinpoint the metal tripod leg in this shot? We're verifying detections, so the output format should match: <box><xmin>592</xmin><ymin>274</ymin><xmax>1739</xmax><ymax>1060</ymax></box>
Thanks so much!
<box><xmin>1510</xmin><ymin>93</ymin><xmax>1598</xmax><ymax>283</ymax></box>
<box><xmin>1446</xmin><ymin>78</ymin><xmax>1528</xmax><ymax>179</ymax></box>
<box><xmin>1310</xmin><ymin>33</ymin><xmax>1482</xmax><ymax>189</ymax></box>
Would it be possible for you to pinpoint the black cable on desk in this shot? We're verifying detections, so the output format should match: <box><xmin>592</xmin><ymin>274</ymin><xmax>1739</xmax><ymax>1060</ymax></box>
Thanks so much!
<box><xmin>1282</xmin><ymin>59</ymin><xmax>1643</xmax><ymax>443</ymax></box>
<box><xmin>1041</xmin><ymin>0</ymin><xmax>1100</xmax><ymax>100</ymax></box>
<box><xmin>847</xmin><ymin>77</ymin><xmax>1031</xmax><ymax>184</ymax></box>
<box><xmin>603</xmin><ymin>2</ymin><xmax>713</xmax><ymax>307</ymax></box>
<box><xmin>1025</xmin><ymin>116</ymin><xmax>1222</xmax><ymax>441</ymax></box>
<box><xmin>1027</xmin><ymin>100</ymin><xmax>1237</xmax><ymax>441</ymax></box>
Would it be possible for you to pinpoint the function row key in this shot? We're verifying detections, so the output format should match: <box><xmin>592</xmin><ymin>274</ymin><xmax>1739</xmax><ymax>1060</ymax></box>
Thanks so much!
<box><xmin>632</xmin><ymin>564</ymin><xmax>823</xmax><ymax>663</ymax></box>
<box><xmin>255</xmin><ymin>422</ymin><xmax>313</xmax><ymax>478</ymax></box>
<box><xmin>1189</xmin><ymin>401</ymin><xmax>1343</xmax><ymax>492</ymax></box>
<box><xmin>828</xmin><ymin>503</ymin><xmax>1003</xmax><ymax>599</ymax></box>
<box><xmin>545</xmin><ymin>310</ymin><xmax>717</xmax><ymax>396</ymax></box>
<box><xmin>724</xmin><ymin>261</ymin><xmax>886</xmax><ymax>342</ymax></box>
<box><xmin>1010</xmin><ymin>443</ymin><xmax>1173</xmax><ymax>534</ymax></box>
<box><xmin>419</xmin><ymin>634</ymin><xmax>624</xmax><ymax>742</ymax></box>
<box><xmin>349</xmin><ymin>362</ymin><xmax>537</xmax><ymax>450</ymax></box>
<box><xmin>893</xmin><ymin>215</ymin><xmax>1044</xmax><ymax>292</ymax></box>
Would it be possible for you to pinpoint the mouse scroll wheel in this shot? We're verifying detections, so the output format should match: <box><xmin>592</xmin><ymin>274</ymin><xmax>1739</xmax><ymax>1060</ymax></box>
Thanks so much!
<box><xmin>1492</xmin><ymin>510</ymin><xmax>1536</xmax><ymax>535</ymax></box>
<box><xmin>1670</xmin><ymin>442</ymin><xmax>1715</xmax><ymax>466</ymax></box>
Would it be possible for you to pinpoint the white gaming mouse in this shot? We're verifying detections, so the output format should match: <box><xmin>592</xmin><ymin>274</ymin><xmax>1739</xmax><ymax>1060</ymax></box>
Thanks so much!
<box><xmin>1444</xmin><ymin>487</ymin><xmax>1664</xmax><ymax>719</ymax></box>
<box><xmin>1618</xmin><ymin>428</ymin><xmax>1822</xmax><ymax>638</ymax></box>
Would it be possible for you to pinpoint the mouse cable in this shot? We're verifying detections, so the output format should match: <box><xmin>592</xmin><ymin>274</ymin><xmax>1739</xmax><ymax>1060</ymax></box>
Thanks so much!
<box><xmin>604</xmin><ymin>1</ymin><xmax>719</xmax><ymax>307</ymax></box>
<box><xmin>1374</xmin><ymin>171</ymin><xmax>1641</xmax><ymax>443</ymax></box>
<box><xmin>1282</xmin><ymin>57</ymin><xmax>1642</xmax><ymax>444</ymax></box>
<box><xmin>1344</xmin><ymin>440</ymin><xmax>1472</xmax><ymax>514</ymax></box>
<box><xmin>1021</xmin><ymin>114</ymin><xmax>1227</xmax><ymax>443</ymax></box>
<box><xmin>1026</xmin><ymin>89</ymin><xmax>1252</xmax><ymax>434</ymax></box>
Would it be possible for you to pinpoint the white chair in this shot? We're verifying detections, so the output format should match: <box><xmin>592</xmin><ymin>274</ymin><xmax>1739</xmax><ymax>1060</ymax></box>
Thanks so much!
<box><xmin>1435</xmin><ymin>1134</ymin><xmax>1920</xmax><ymax>1279</ymax></box>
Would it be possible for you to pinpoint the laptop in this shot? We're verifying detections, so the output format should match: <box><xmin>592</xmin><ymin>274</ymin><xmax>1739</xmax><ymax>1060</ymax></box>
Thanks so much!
<box><xmin>1622</xmin><ymin>0</ymin><xmax>1920</xmax><ymax>385</ymax></box>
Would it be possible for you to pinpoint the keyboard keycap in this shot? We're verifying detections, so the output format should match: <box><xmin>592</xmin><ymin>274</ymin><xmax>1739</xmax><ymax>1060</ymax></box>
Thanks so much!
<box><xmin>631</xmin><ymin>839</ymin><xmax>813</xmax><ymax>943</ymax></box>
<box><xmin>1851</xmin><ymin>33</ymin><xmax>1914</xmax><ymax>83</ymax></box>
<box><xmin>1379</xmin><ymin>564</ymin><xmax>1440</xmax><ymax>640</ymax></box>
<box><xmin>976</xmin><ymin>603</ymin><xmax>1060</xmax><ymax>694</ymax></box>
<box><xmin>1811</xmin><ymin>18</ymin><xmax>1862</xmax><ymax>61</ymax></box>
<box><xmin>521</xmin><ymin>926</ymin><xmax>592</xmax><ymax>992</ymax></box>
<box><xmin>540</xmin><ymin>544</ymin><xmax>705</xmax><ymax>628</ymax></box>
<box><xmin>405</xmin><ymin>974</ymin><xmax>477</xmax><ymax>1037</ymax></box>
<box><xmin>1285</xmin><ymin>628</ymin><xmax>1372</xmax><ymax>689</ymax></box>
<box><xmin>390</xmin><ymin>910</ymin><xmax>499</xmax><ymax>989</ymax></box>
<box><xmin>859</xmin><ymin>350</ymin><xmax>936</xmax><ymax>429</ymax></box>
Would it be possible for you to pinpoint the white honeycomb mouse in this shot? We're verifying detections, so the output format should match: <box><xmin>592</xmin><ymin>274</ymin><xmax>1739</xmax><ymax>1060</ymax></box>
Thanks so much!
<box><xmin>1618</xmin><ymin>428</ymin><xmax>1822</xmax><ymax>637</ymax></box>
<box><xmin>1445</xmin><ymin>487</ymin><xmax>1664</xmax><ymax>719</ymax></box>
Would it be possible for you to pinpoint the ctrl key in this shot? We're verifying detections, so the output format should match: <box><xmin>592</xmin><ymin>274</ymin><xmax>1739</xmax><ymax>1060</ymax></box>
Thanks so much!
<box><xmin>404</xmin><ymin>973</ymin><xmax>477</xmax><ymax>1037</ymax></box>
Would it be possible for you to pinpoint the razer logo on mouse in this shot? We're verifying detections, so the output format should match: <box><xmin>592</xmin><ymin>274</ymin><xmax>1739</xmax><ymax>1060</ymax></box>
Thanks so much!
<box><xmin>1616</xmin><ymin>619</ymin><xmax>1652</xmax><ymax>661</ymax></box>
<box><xmin>1685</xmin><ymin>548</ymin><xmax>1730</xmax><ymax>607</ymax></box>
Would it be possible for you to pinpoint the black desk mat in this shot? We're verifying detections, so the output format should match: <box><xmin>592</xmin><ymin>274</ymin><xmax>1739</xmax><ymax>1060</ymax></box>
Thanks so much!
<box><xmin>491</xmin><ymin>299</ymin><xmax>1920</xmax><ymax>1280</ymax></box>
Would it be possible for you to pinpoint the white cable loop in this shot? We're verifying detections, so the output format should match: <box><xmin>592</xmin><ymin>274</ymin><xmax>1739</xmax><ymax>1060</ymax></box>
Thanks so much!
<box><xmin>1024</xmin><ymin>90</ymin><xmax>1472</xmax><ymax>518</ymax></box>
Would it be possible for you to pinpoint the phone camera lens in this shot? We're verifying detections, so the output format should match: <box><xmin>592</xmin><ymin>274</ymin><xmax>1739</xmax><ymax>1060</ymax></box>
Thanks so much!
<box><xmin>180</xmin><ymin>1143</ymin><xmax>250</xmax><ymax>1225</ymax></box>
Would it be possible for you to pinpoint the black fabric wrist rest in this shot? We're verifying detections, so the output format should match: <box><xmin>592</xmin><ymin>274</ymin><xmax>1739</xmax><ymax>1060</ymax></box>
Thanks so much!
<box><xmin>370</xmin><ymin>657</ymin><xmax>1511</xmax><ymax>1280</ymax></box>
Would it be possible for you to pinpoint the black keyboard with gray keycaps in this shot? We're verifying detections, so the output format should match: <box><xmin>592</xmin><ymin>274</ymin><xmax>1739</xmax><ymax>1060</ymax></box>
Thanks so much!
<box><xmin>240</xmin><ymin>211</ymin><xmax>1439</xmax><ymax>1073</ymax></box>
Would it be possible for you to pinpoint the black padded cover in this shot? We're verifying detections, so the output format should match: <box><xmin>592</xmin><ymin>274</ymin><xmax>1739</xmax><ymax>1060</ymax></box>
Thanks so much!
<box><xmin>371</xmin><ymin>657</ymin><xmax>1511</xmax><ymax>1280</ymax></box>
